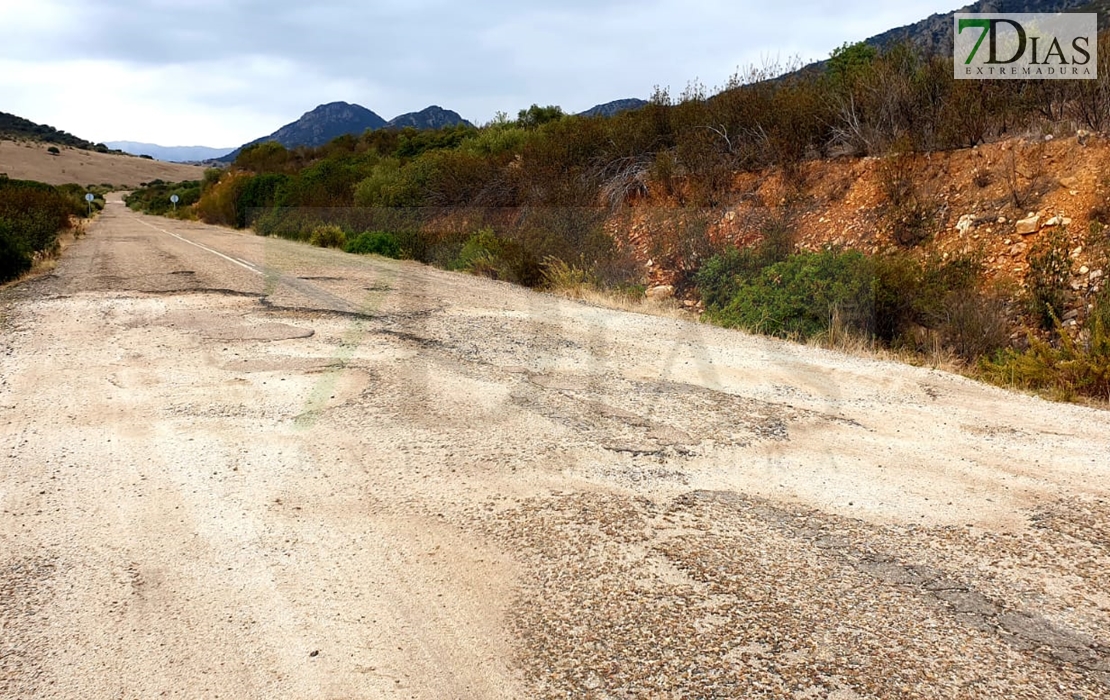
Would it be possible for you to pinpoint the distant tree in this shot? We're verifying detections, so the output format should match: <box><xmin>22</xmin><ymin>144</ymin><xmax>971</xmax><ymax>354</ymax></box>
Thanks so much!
<box><xmin>47</xmin><ymin>146</ymin><xmax>60</xmax><ymax>155</ymax></box>
<box><xmin>516</xmin><ymin>104</ymin><xmax>565</xmax><ymax>129</ymax></box>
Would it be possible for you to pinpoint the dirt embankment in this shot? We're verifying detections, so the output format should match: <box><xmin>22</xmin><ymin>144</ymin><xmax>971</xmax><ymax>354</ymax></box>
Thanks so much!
<box><xmin>628</xmin><ymin>133</ymin><xmax>1109</xmax><ymax>323</ymax></box>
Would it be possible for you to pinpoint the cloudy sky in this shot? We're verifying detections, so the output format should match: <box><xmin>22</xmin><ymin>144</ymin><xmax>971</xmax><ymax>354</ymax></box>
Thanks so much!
<box><xmin>0</xmin><ymin>0</ymin><xmax>959</xmax><ymax>148</ymax></box>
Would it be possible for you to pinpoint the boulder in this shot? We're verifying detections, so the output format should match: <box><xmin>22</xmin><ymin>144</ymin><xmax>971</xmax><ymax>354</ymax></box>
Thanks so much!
<box><xmin>1015</xmin><ymin>216</ymin><xmax>1040</xmax><ymax>235</ymax></box>
<box><xmin>956</xmin><ymin>214</ymin><xmax>975</xmax><ymax>236</ymax></box>
<box><xmin>645</xmin><ymin>285</ymin><xmax>675</xmax><ymax>301</ymax></box>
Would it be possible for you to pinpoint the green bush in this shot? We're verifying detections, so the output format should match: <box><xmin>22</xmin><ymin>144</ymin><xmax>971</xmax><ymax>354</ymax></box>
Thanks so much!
<box><xmin>695</xmin><ymin>246</ymin><xmax>767</xmax><ymax>309</ymax></box>
<box><xmin>235</xmin><ymin>173</ymin><xmax>289</xmax><ymax>227</ymax></box>
<box><xmin>308</xmin><ymin>224</ymin><xmax>347</xmax><ymax>249</ymax></box>
<box><xmin>703</xmin><ymin>249</ymin><xmax>874</xmax><ymax>339</ymax></box>
<box><xmin>981</xmin><ymin>316</ymin><xmax>1110</xmax><ymax>402</ymax></box>
<box><xmin>0</xmin><ymin>178</ymin><xmax>78</xmax><ymax>262</ymax></box>
<box><xmin>344</xmin><ymin>231</ymin><xmax>402</xmax><ymax>258</ymax></box>
<box><xmin>451</xmin><ymin>228</ymin><xmax>503</xmax><ymax>272</ymax></box>
<box><xmin>450</xmin><ymin>227</ymin><xmax>540</xmax><ymax>285</ymax></box>
<box><xmin>55</xmin><ymin>184</ymin><xmax>105</xmax><ymax>217</ymax></box>
<box><xmin>353</xmin><ymin>157</ymin><xmax>441</xmax><ymax>208</ymax></box>
<box><xmin>252</xmin><ymin>208</ymin><xmax>313</xmax><ymax>241</ymax></box>
<box><xmin>125</xmin><ymin>179</ymin><xmax>202</xmax><ymax>218</ymax></box>
<box><xmin>699</xmin><ymin>246</ymin><xmax>997</xmax><ymax>356</ymax></box>
<box><xmin>0</xmin><ymin>220</ymin><xmax>32</xmax><ymax>283</ymax></box>
<box><xmin>695</xmin><ymin>215</ymin><xmax>797</xmax><ymax>309</ymax></box>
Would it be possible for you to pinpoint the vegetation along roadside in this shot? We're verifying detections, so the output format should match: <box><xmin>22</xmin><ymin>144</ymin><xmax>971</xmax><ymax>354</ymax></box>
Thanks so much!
<box><xmin>124</xmin><ymin>32</ymin><xmax>1110</xmax><ymax>403</ymax></box>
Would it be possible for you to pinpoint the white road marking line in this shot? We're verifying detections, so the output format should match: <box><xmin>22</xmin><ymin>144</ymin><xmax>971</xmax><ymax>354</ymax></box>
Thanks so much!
<box><xmin>135</xmin><ymin>218</ymin><xmax>262</xmax><ymax>276</ymax></box>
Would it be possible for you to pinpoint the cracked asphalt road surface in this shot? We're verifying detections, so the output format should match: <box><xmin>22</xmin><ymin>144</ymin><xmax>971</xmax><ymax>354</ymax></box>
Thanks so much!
<box><xmin>2</xmin><ymin>195</ymin><xmax>1109</xmax><ymax>698</ymax></box>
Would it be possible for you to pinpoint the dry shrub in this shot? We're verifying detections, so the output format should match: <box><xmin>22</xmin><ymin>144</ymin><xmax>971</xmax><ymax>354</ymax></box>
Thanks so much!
<box><xmin>940</xmin><ymin>291</ymin><xmax>1011</xmax><ymax>362</ymax></box>
<box><xmin>877</xmin><ymin>153</ymin><xmax>936</xmax><ymax>247</ymax></box>
<box><xmin>1026</xmin><ymin>229</ymin><xmax>1072</xmax><ymax>330</ymax></box>
<box><xmin>308</xmin><ymin>224</ymin><xmax>347</xmax><ymax>249</ymax></box>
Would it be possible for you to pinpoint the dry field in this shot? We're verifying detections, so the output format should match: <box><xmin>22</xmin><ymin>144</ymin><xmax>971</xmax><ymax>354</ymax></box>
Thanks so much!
<box><xmin>0</xmin><ymin>140</ymin><xmax>205</xmax><ymax>187</ymax></box>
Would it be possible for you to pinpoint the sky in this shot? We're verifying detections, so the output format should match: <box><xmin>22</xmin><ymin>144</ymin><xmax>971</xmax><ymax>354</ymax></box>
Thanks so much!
<box><xmin>0</xmin><ymin>1</ymin><xmax>961</xmax><ymax>148</ymax></box>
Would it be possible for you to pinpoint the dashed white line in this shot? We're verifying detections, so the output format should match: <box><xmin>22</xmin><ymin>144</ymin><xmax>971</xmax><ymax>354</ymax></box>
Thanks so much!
<box><xmin>135</xmin><ymin>218</ymin><xmax>262</xmax><ymax>276</ymax></box>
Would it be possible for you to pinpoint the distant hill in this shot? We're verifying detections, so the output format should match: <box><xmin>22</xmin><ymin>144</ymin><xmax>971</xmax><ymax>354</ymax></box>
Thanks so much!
<box><xmin>221</xmin><ymin>102</ymin><xmax>388</xmax><ymax>162</ymax></box>
<box><xmin>0</xmin><ymin>140</ymin><xmax>205</xmax><ymax>188</ymax></box>
<box><xmin>0</xmin><ymin>111</ymin><xmax>109</xmax><ymax>151</ymax></box>
<box><xmin>106</xmin><ymin>142</ymin><xmax>233</xmax><ymax>163</ymax></box>
<box><xmin>220</xmin><ymin>102</ymin><xmax>480</xmax><ymax>163</ymax></box>
<box><xmin>578</xmin><ymin>99</ymin><xmax>648</xmax><ymax>118</ymax></box>
<box><xmin>385</xmin><ymin>106</ymin><xmax>473</xmax><ymax>130</ymax></box>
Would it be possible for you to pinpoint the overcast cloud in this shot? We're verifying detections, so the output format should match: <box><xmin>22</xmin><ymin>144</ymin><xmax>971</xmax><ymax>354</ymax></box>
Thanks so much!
<box><xmin>0</xmin><ymin>1</ymin><xmax>958</xmax><ymax>147</ymax></box>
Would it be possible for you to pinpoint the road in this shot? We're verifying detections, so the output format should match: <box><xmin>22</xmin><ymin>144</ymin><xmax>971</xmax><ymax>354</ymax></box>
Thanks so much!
<box><xmin>2</xmin><ymin>196</ymin><xmax>1109</xmax><ymax>698</ymax></box>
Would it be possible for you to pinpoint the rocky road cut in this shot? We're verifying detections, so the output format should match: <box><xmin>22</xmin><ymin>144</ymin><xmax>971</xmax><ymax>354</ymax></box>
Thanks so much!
<box><xmin>2</xmin><ymin>196</ymin><xmax>1109</xmax><ymax>699</ymax></box>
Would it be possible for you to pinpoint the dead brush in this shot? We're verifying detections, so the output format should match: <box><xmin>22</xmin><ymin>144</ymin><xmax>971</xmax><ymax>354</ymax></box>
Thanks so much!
<box><xmin>877</xmin><ymin>153</ymin><xmax>937</xmax><ymax>247</ymax></box>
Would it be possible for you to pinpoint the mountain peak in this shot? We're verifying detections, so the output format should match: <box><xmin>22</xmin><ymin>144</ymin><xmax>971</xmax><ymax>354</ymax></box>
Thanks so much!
<box><xmin>220</xmin><ymin>102</ymin><xmax>388</xmax><ymax>161</ymax></box>
<box><xmin>386</xmin><ymin>106</ymin><xmax>473</xmax><ymax>130</ymax></box>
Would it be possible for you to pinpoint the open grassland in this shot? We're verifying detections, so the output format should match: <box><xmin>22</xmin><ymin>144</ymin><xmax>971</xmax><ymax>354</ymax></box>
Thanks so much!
<box><xmin>0</xmin><ymin>140</ymin><xmax>205</xmax><ymax>188</ymax></box>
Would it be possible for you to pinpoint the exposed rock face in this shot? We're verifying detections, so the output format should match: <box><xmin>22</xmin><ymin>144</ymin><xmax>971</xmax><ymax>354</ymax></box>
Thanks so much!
<box><xmin>578</xmin><ymin>99</ymin><xmax>649</xmax><ymax>118</ymax></box>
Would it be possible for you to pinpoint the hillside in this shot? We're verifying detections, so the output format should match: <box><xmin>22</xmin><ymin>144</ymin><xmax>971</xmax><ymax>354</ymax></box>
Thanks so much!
<box><xmin>578</xmin><ymin>98</ymin><xmax>648</xmax><ymax>118</ymax></box>
<box><xmin>850</xmin><ymin>0</ymin><xmax>1101</xmax><ymax>57</ymax></box>
<box><xmin>221</xmin><ymin>102</ymin><xmax>388</xmax><ymax>162</ymax></box>
<box><xmin>629</xmin><ymin>133</ymin><xmax>1107</xmax><ymax>312</ymax></box>
<box><xmin>106</xmin><ymin>142</ymin><xmax>233</xmax><ymax>163</ymax></box>
<box><xmin>0</xmin><ymin>111</ymin><xmax>107</xmax><ymax>151</ymax></box>
<box><xmin>385</xmin><ymin>106</ymin><xmax>473</xmax><ymax>130</ymax></box>
<box><xmin>0</xmin><ymin>140</ymin><xmax>206</xmax><ymax>187</ymax></box>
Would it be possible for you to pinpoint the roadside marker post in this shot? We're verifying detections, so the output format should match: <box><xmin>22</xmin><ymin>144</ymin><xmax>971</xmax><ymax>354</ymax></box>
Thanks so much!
<box><xmin>171</xmin><ymin>194</ymin><xmax>179</xmax><ymax>212</ymax></box>
<box><xmin>85</xmin><ymin>192</ymin><xmax>94</xmax><ymax>216</ymax></box>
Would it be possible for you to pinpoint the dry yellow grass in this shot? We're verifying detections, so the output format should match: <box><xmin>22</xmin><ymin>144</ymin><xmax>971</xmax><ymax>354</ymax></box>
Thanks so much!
<box><xmin>0</xmin><ymin>139</ymin><xmax>205</xmax><ymax>187</ymax></box>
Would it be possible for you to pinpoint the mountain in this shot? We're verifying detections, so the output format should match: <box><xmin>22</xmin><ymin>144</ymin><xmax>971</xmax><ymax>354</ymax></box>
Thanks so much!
<box><xmin>851</xmin><ymin>0</ymin><xmax>1099</xmax><ymax>58</ymax></box>
<box><xmin>0</xmin><ymin>111</ymin><xmax>109</xmax><ymax>151</ymax></box>
<box><xmin>105</xmin><ymin>142</ymin><xmax>233</xmax><ymax>163</ymax></box>
<box><xmin>385</xmin><ymin>106</ymin><xmax>473</xmax><ymax>130</ymax></box>
<box><xmin>220</xmin><ymin>102</ymin><xmax>480</xmax><ymax>163</ymax></box>
<box><xmin>221</xmin><ymin>101</ymin><xmax>387</xmax><ymax>162</ymax></box>
<box><xmin>578</xmin><ymin>99</ymin><xmax>648</xmax><ymax>118</ymax></box>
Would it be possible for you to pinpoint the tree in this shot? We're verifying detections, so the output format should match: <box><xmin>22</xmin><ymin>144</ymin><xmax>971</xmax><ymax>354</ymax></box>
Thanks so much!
<box><xmin>516</xmin><ymin>104</ymin><xmax>565</xmax><ymax>129</ymax></box>
<box><xmin>827</xmin><ymin>41</ymin><xmax>878</xmax><ymax>93</ymax></box>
